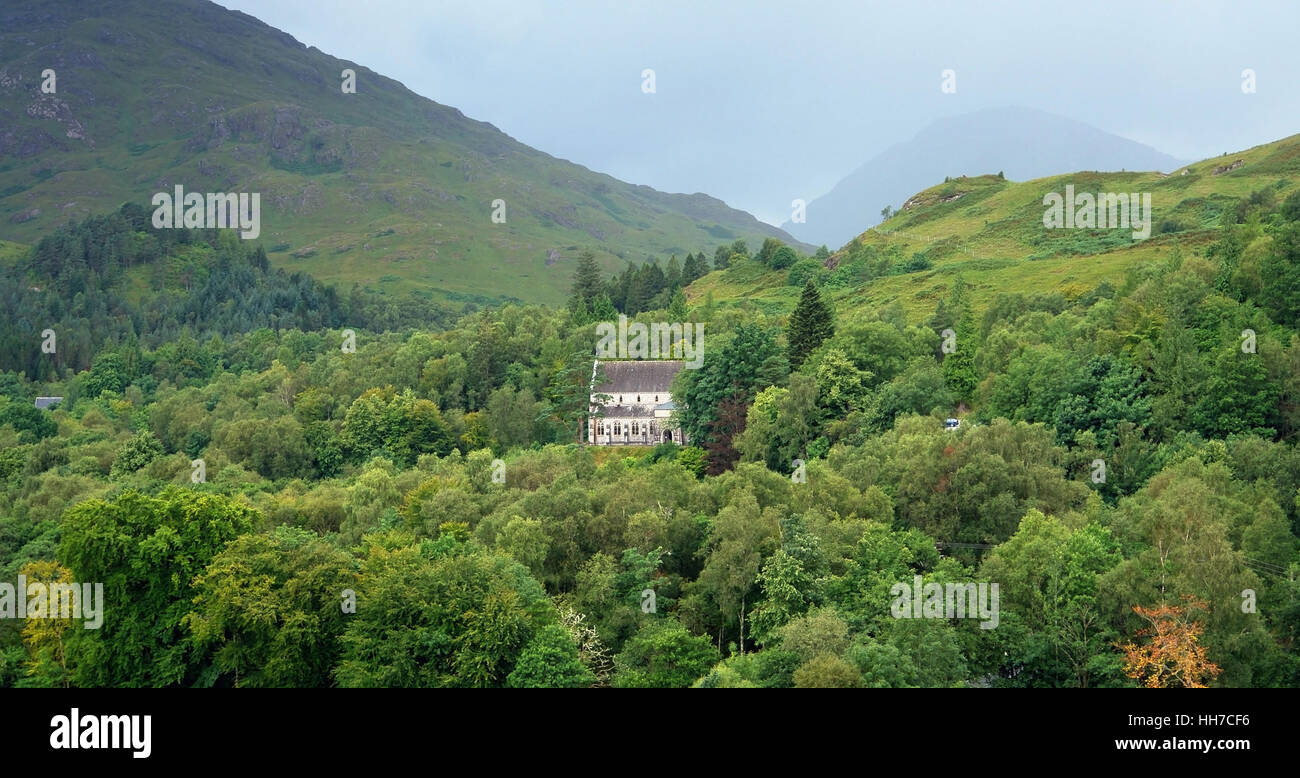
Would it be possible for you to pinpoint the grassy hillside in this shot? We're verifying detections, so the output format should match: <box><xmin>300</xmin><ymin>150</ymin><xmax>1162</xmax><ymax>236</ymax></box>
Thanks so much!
<box><xmin>694</xmin><ymin>134</ymin><xmax>1300</xmax><ymax>321</ymax></box>
<box><xmin>0</xmin><ymin>0</ymin><xmax>805</xmax><ymax>306</ymax></box>
<box><xmin>0</xmin><ymin>239</ymin><xmax>24</xmax><ymax>265</ymax></box>
<box><xmin>781</xmin><ymin>106</ymin><xmax>1186</xmax><ymax>249</ymax></box>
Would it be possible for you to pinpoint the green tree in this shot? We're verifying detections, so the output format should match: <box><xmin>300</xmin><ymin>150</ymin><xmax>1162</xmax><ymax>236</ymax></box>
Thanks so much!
<box><xmin>569</xmin><ymin>250</ymin><xmax>604</xmax><ymax>309</ymax></box>
<box><xmin>186</xmin><ymin>526</ymin><xmax>359</xmax><ymax>688</ymax></box>
<box><xmin>755</xmin><ymin>237</ymin><xmax>783</xmax><ymax>267</ymax></box>
<box><xmin>735</xmin><ymin>374</ymin><xmax>821</xmax><ymax>472</ymax></box>
<box><xmin>678</xmin><ymin>323</ymin><xmax>786</xmax><ymax>451</ymax></box>
<box><xmin>1259</xmin><ymin>222</ymin><xmax>1300</xmax><ymax>327</ymax></box>
<box><xmin>58</xmin><ymin>489</ymin><xmax>257</xmax><ymax>686</ymax></box>
<box><xmin>506</xmin><ymin>624</ymin><xmax>594</xmax><ymax>688</ymax></box>
<box><xmin>770</xmin><ymin>245</ymin><xmax>798</xmax><ymax>270</ymax></box>
<box><xmin>590</xmin><ymin>292</ymin><xmax>618</xmax><ymax>322</ymax></box>
<box><xmin>497</xmin><ymin>516</ymin><xmax>550</xmax><ymax>579</ymax></box>
<box><xmin>941</xmin><ymin>311</ymin><xmax>979</xmax><ymax>403</ymax></box>
<box><xmin>110</xmin><ymin>430</ymin><xmax>164</xmax><ymax>478</ymax></box>
<box><xmin>335</xmin><ymin>542</ymin><xmax>550</xmax><ymax>688</ymax></box>
<box><xmin>539</xmin><ymin>350</ymin><xmax>598</xmax><ymax>443</ymax></box>
<box><xmin>612</xmin><ymin>619</ymin><xmax>719</xmax><ymax>688</ymax></box>
<box><xmin>749</xmin><ymin>513</ymin><xmax>829</xmax><ymax>645</ymax></box>
<box><xmin>0</xmin><ymin>401</ymin><xmax>59</xmax><ymax>443</ymax></box>
<box><xmin>787</xmin><ymin>279</ymin><xmax>834</xmax><ymax>369</ymax></box>
<box><xmin>342</xmin><ymin>387</ymin><xmax>454</xmax><ymax>465</ymax></box>
<box><xmin>486</xmin><ymin>385</ymin><xmax>540</xmax><ymax>450</ymax></box>
<box><xmin>981</xmin><ymin>511</ymin><xmax>1124</xmax><ymax>687</ymax></box>
<box><xmin>793</xmin><ymin>653</ymin><xmax>862</xmax><ymax>687</ymax></box>
<box><xmin>814</xmin><ymin>348</ymin><xmax>871</xmax><ymax>418</ymax></box>
<box><xmin>713</xmin><ymin>244</ymin><xmax>732</xmax><ymax>270</ymax></box>
<box><xmin>682</xmin><ymin>252</ymin><xmax>708</xmax><ymax>283</ymax></box>
<box><xmin>84</xmin><ymin>352</ymin><xmax>129</xmax><ymax>399</ymax></box>
<box><xmin>1191</xmin><ymin>349</ymin><xmax>1278</xmax><ymax>437</ymax></box>
<box><xmin>668</xmin><ymin>288</ymin><xmax>688</xmax><ymax>320</ymax></box>
<box><xmin>694</xmin><ymin>493</ymin><xmax>779</xmax><ymax>653</ymax></box>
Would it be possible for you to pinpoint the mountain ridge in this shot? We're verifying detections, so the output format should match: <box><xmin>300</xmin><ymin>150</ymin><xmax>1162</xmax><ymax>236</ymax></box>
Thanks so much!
<box><xmin>0</xmin><ymin>0</ymin><xmax>807</xmax><ymax>305</ymax></box>
<box><xmin>784</xmin><ymin>106</ymin><xmax>1187</xmax><ymax>249</ymax></box>
<box><xmin>700</xmin><ymin>130</ymin><xmax>1300</xmax><ymax>323</ymax></box>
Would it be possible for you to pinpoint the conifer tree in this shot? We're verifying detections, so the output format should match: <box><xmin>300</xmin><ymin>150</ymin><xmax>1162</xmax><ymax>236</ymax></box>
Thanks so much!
<box><xmin>683</xmin><ymin>252</ymin><xmax>706</xmax><ymax>283</ymax></box>
<box><xmin>668</xmin><ymin>288</ymin><xmax>688</xmax><ymax>320</ymax></box>
<box><xmin>590</xmin><ymin>292</ymin><xmax>618</xmax><ymax>323</ymax></box>
<box><xmin>786</xmin><ymin>278</ymin><xmax>834</xmax><ymax>369</ymax></box>
<box><xmin>665</xmin><ymin>254</ymin><xmax>683</xmax><ymax>289</ymax></box>
<box><xmin>570</xmin><ymin>250</ymin><xmax>603</xmax><ymax>307</ymax></box>
<box><xmin>941</xmin><ymin>309</ymin><xmax>979</xmax><ymax>403</ymax></box>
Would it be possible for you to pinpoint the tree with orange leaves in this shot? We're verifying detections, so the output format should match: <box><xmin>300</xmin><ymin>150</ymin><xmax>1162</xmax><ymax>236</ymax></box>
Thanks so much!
<box><xmin>1118</xmin><ymin>595</ymin><xmax>1222</xmax><ymax>688</ymax></box>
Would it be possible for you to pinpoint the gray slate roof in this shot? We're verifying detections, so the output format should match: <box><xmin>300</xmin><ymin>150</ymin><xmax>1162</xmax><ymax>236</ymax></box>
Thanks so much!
<box><xmin>593</xmin><ymin>360</ymin><xmax>683</xmax><ymax>394</ymax></box>
<box><xmin>597</xmin><ymin>405</ymin><xmax>660</xmax><ymax>419</ymax></box>
<box><xmin>34</xmin><ymin>397</ymin><xmax>63</xmax><ymax>410</ymax></box>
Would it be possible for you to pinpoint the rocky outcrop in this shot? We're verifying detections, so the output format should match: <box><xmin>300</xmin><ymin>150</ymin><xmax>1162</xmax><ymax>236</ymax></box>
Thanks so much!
<box><xmin>1213</xmin><ymin>159</ymin><xmax>1245</xmax><ymax>175</ymax></box>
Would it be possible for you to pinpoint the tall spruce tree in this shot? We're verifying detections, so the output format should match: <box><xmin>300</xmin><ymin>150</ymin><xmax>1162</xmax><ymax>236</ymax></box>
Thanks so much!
<box><xmin>590</xmin><ymin>292</ymin><xmax>618</xmax><ymax>322</ymax></box>
<box><xmin>666</xmin><ymin>254</ymin><xmax>683</xmax><ymax>289</ymax></box>
<box><xmin>683</xmin><ymin>252</ymin><xmax>706</xmax><ymax>283</ymax></box>
<box><xmin>570</xmin><ymin>250</ymin><xmax>603</xmax><ymax>307</ymax></box>
<box><xmin>786</xmin><ymin>278</ymin><xmax>834</xmax><ymax>369</ymax></box>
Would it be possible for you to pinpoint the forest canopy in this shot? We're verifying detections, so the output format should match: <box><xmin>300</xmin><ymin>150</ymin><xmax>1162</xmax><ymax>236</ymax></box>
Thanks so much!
<box><xmin>1</xmin><ymin>191</ymin><xmax>1299</xmax><ymax>688</ymax></box>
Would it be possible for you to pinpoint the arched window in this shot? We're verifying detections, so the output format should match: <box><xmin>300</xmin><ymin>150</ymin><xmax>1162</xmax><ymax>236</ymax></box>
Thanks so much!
<box><xmin>613</xmin><ymin>422</ymin><xmax>621</xmax><ymax>436</ymax></box>
<box><xmin>632</xmin><ymin>421</ymin><xmax>639</xmax><ymax>435</ymax></box>
<box><xmin>637</xmin><ymin>395</ymin><xmax>641</xmax><ymax>403</ymax></box>
<box><xmin>597</xmin><ymin>422</ymin><xmax>605</xmax><ymax>435</ymax></box>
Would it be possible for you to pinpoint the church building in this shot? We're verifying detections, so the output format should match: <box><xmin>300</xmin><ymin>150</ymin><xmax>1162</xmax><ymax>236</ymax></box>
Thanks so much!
<box><xmin>588</xmin><ymin>360</ymin><xmax>688</xmax><ymax>446</ymax></box>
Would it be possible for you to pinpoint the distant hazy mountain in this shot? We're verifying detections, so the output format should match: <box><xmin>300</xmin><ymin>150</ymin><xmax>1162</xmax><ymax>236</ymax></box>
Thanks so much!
<box><xmin>0</xmin><ymin>0</ymin><xmax>805</xmax><ymax>306</ymax></box>
<box><xmin>783</xmin><ymin>106</ymin><xmax>1186</xmax><ymax>249</ymax></box>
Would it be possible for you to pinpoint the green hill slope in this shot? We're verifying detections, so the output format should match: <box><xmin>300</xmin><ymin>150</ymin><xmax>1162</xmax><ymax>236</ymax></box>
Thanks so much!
<box><xmin>0</xmin><ymin>0</ymin><xmax>805</xmax><ymax>306</ymax></box>
<box><xmin>693</xmin><ymin>134</ymin><xmax>1300</xmax><ymax>321</ymax></box>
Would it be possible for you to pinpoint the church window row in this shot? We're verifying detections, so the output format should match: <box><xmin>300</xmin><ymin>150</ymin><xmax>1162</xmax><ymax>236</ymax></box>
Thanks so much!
<box><xmin>595</xmin><ymin>421</ymin><xmax>659</xmax><ymax>436</ymax></box>
<box><xmin>616</xmin><ymin>394</ymin><xmax>662</xmax><ymax>404</ymax></box>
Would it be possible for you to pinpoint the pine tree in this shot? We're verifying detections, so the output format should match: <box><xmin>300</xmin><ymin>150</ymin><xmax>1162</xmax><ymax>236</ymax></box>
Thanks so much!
<box><xmin>624</xmin><ymin>264</ymin><xmax>654</xmax><ymax>314</ymax></box>
<box><xmin>590</xmin><ymin>292</ymin><xmax>618</xmax><ymax>323</ymax></box>
<box><xmin>568</xmin><ymin>296</ymin><xmax>591</xmax><ymax>326</ymax></box>
<box><xmin>786</xmin><ymin>278</ymin><xmax>834</xmax><ymax>369</ymax></box>
<box><xmin>665</xmin><ymin>255</ymin><xmax>682</xmax><ymax>289</ymax></box>
<box><xmin>539</xmin><ymin>350</ymin><xmax>595</xmax><ymax>444</ymax></box>
<box><xmin>645</xmin><ymin>262</ymin><xmax>667</xmax><ymax>300</ymax></box>
<box><xmin>683</xmin><ymin>252</ymin><xmax>706</xmax><ymax>284</ymax></box>
<box><xmin>570</xmin><ymin>250</ymin><xmax>603</xmax><ymax>306</ymax></box>
<box><xmin>611</xmin><ymin>266</ymin><xmax>633</xmax><ymax>312</ymax></box>
<box><xmin>668</xmin><ymin>288</ymin><xmax>688</xmax><ymax>319</ymax></box>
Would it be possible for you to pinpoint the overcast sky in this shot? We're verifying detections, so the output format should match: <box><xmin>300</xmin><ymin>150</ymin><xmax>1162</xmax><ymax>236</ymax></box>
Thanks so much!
<box><xmin>221</xmin><ymin>0</ymin><xmax>1300</xmax><ymax>225</ymax></box>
